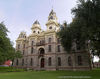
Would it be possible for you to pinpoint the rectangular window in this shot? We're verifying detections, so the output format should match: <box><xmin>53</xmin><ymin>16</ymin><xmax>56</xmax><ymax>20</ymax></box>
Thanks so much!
<box><xmin>78</xmin><ymin>56</ymin><xmax>82</xmax><ymax>66</ymax></box>
<box><xmin>23</xmin><ymin>44</ymin><xmax>25</xmax><ymax>49</ymax></box>
<box><xmin>31</xmin><ymin>47</ymin><xmax>33</xmax><ymax>54</ymax></box>
<box><xmin>23</xmin><ymin>50</ymin><xmax>25</xmax><ymax>55</ymax></box>
<box><xmin>48</xmin><ymin>38</ymin><xmax>51</xmax><ymax>43</ymax></box>
<box><xmin>18</xmin><ymin>44</ymin><xmax>20</xmax><ymax>49</ymax></box>
<box><xmin>48</xmin><ymin>45</ymin><xmax>51</xmax><ymax>52</ymax></box>
<box><xmin>57</xmin><ymin>45</ymin><xmax>61</xmax><ymax>52</ymax></box>
<box><xmin>31</xmin><ymin>41</ymin><xmax>34</xmax><ymax>46</ymax></box>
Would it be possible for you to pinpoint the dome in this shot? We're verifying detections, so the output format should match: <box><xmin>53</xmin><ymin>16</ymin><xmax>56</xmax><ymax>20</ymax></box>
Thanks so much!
<box><xmin>49</xmin><ymin>9</ymin><xmax>56</xmax><ymax>16</ymax></box>
<box><xmin>33</xmin><ymin>20</ymin><xmax>40</xmax><ymax>25</ymax></box>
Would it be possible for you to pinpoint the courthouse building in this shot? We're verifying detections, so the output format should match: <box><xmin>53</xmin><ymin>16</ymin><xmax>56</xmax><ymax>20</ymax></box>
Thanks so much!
<box><xmin>13</xmin><ymin>9</ymin><xmax>91</xmax><ymax>70</ymax></box>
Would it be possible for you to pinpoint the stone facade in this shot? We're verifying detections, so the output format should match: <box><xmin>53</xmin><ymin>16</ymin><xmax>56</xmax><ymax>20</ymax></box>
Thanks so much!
<box><xmin>13</xmin><ymin>10</ymin><xmax>91</xmax><ymax>70</ymax></box>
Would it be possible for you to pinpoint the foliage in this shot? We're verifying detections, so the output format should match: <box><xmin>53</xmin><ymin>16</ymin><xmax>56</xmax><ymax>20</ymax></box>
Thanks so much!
<box><xmin>58</xmin><ymin>0</ymin><xmax>100</xmax><ymax>59</ymax></box>
<box><xmin>71</xmin><ymin>0</ymin><xmax>100</xmax><ymax>58</ymax></box>
<box><xmin>0</xmin><ymin>67</ymin><xmax>25</xmax><ymax>72</ymax></box>
<box><xmin>0</xmin><ymin>22</ymin><xmax>22</xmax><ymax>65</ymax></box>
<box><xmin>57</xmin><ymin>22</ymin><xmax>73</xmax><ymax>52</ymax></box>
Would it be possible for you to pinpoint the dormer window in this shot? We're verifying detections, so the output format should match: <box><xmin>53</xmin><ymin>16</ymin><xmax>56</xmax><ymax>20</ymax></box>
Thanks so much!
<box><xmin>49</xmin><ymin>26</ymin><xmax>52</xmax><ymax>29</ymax></box>
<box><xmin>38</xmin><ymin>31</ymin><xmax>40</xmax><ymax>34</ymax></box>
<box><xmin>33</xmin><ymin>31</ymin><xmax>36</xmax><ymax>33</ymax></box>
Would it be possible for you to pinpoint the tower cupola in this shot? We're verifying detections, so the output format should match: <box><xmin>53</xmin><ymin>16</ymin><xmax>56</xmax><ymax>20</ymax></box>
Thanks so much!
<box><xmin>46</xmin><ymin>9</ymin><xmax>59</xmax><ymax>31</ymax></box>
<box><xmin>31</xmin><ymin>20</ymin><xmax>41</xmax><ymax>34</ymax></box>
<box><xmin>18</xmin><ymin>31</ymin><xmax>27</xmax><ymax>39</ymax></box>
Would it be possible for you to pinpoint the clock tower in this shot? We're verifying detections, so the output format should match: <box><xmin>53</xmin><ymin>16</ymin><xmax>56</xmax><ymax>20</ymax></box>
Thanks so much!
<box><xmin>46</xmin><ymin>9</ymin><xmax>59</xmax><ymax>31</ymax></box>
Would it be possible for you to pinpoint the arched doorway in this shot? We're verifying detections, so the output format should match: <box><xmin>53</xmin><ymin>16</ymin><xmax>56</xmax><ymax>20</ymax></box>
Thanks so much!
<box><xmin>41</xmin><ymin>58</ymin><xmax>45</xmax><ymax>68</ymax></box>
<box><xmin>38</xmin><ymin>48</ymin><xmax>45</xmax><ymax>68</ymax></box>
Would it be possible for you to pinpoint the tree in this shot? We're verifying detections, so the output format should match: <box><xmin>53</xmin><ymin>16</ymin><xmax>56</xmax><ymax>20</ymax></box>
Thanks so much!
<box><xmin>72</xmin><ymin>0</ymin><xmax>100</xmax><ymax>59</ymax></box>
<box><xmin>0</xmin><ymin>22</ymin><xmax>22</xmax><ymax>65</ymax></box>
<box><xmin>58</xmin><ymin>0</ymin><xmax>100</xmax><ymax>60</ymax></box>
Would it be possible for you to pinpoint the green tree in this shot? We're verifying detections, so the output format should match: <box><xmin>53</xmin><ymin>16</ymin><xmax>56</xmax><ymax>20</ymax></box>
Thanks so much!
<box><xmin>72</xmin><ymin>0</ymin><xmax>100</xmax><ymax>58</ymax></box>
<box><xmin>58</xmin><ymin>0</ymin><xmax>100</xmax><ymax>60</ymax></box>
<box><xmin>0</xmin><ymin>22</ymin><xmax>22</xmax><ymax>65</ymax></box>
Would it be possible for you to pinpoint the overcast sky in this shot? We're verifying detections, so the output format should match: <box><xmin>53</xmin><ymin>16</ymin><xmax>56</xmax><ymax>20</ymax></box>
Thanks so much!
<box><xmin>0</xmin><ymin>0</ymin><xmax>99</xmax><ymax>62</ymax></box>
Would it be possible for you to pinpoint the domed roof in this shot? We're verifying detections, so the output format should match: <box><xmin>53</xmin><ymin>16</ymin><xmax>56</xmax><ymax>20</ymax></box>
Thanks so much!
<box><xmin>49</xmin><ymin>9</ymin><xmax>56</xmax><ymax>16</ymax></box>
<box><xmin>33</xmin><ymin>20</ymin><xmax>40</xmax><ymax>25</ymax></box>
<box><xmin>31</xmin><ymin>20</ymin><xmax>41</xmax><ymax>30</ymax></box>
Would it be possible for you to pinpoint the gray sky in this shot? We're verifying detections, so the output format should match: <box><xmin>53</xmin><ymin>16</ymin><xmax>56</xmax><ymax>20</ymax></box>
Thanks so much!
<box><xmin>0</xmin><ymin>0</ymin><xmax>77</xmax><ymax>44</ymax></box>
<box><xmin>0</xmin><ymin>0</ymin><xmax>99</xmax><ymax>62</ymax></box>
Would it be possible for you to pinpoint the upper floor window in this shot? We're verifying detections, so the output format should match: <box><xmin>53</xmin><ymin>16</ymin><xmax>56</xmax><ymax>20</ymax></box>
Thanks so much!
<box><xmin>48</xmin><ymin>38</ymin><xmax>52</xmax><ymax>43</ymax></box>
<box><xmin>48</xmin><ymin>57</ymin><xmax>52</xmax><ymax>66</ymax></box>
<box><xmin>57</xmin><ymin>45</ymin><xmax>61</xmax><ymax>52</ymax></box>
<box><xmin>58</xmin><ymin>57</ymin><xmax>61</xmax><ymax>66</ymax></box>
<box><xmin>18</xmin><ymin>44</ymin><xmax>20</xmax><ymax>49</ymax></box>
<box><xmin>48</xmin><ymin>45</ymin><xmax>52</xmax><ymax>52</ymax></box>
<box><xmin>23</xmin><ymin>50</ymin><xmax>25</xmax><ymax>55</ymax></box>
<box><xmin>31</xmin><ymin>47</ymin><xmax>34</xmax><ymax>54</ymax></box>
<box><xmin>31</xmin><ymin>41</ymin><xmax>34</xmax><ymax>46</ymax></box>
<box><xmin>23</xmin><ymin>44</ymin><xmax>25</xmax><ymax>49</ymax></box>
<box><xmin>77</xmin><ymin>56</ymin><xmax>82</xmax><ymax>66</ymax></box>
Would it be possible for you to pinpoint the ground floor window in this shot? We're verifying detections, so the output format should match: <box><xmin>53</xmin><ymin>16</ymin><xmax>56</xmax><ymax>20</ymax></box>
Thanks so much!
<box><xmin>68</xmin><ymin>56</ymin><xmax>72</xmax><ymax>66</ymax></box>
<box><xmin>58</xmin><ymin>57</ymin><xmax>61</xmax><ymax>66</ymax></box>
<box><xmin>77</xmin><ymin>56</ymin><xmax>82</xmax><ymax>66</ymax></box>
<box><xmin>22</xmin><ymin>59</ymin><xmax>24</xmax><ymax>66</ymax></box>
<box><xmin>48</xmin><ymin>57</ymin><xmax>52</xmax><ymax>66</ymax></box>
<box><xmin>16</xmin><ymin>59</ymin><xmax>18</xmax><ymax>66</ymax></box>
<box><xmin>30</xmin><ymin>58</ymin><xmax>33</xmax><ymax>66</ymax></box>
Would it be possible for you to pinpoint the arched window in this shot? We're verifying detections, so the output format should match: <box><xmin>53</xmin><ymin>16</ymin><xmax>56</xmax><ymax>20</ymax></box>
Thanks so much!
<box><xmin>48</xmin><ymin>38</ymin><xmax>51</xmax><ymax>43</ymax></box>
<box><xmin>31</xmin><ymin>47</ymin><xmax>34</xmax><ymax>54</ymax></box>
<box><xmin>68</xmin><ymin>56</ymin><xmax>72</xmax><ymax>66</ymax></box>
<box><xmin>16</xmin><ymin>59</ymin><xmax>18</xmax><ymax>66</ymax></box>
<box><xmin>78</xmin><ymin>56</ymin><xmax>82</xmax><ymax>66</ymax></box>
<box><xmin>30</xmin><ymin>58</ymin><xmax>33</xmax><ymax>66</ymax></box>
<box><xmin>22</xmin><ymin>59</ymin><xmax>24</xmax><ymax>66</ymax></box>
<box><xmin>57</xmin><ymin>45</ymin><xmax>61</xmax><ymax>52</ymax></box>
<box><xmin>48</xmin><ymin>57</ymin><xmax>52</xmax><ymax>66</ymax></box>
<box><xmin>58</xmin><ymin>57</ymin><xmax>61</xmax><ymax>66</ymax></box>
<box><xmin>31</xmin><ymin>41</ymin><xmax>34</xmax><ymax>46</ymax></box>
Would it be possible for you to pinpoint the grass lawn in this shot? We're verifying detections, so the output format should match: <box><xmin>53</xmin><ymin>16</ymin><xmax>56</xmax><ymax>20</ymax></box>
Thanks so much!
<box><xmin>0</xmin><ymin>68</ymin><xmax>100</xmax><ymax>79</ymax></box>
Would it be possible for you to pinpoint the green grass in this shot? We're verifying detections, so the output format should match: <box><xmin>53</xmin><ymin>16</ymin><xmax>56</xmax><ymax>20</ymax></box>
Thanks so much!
<box><xmin>0</xmin><ymin>68</ymin><xmax>100</xmax><ymax>79</ymax></box>
<box><xmin>0</xmin><ymin>67</ymin><xmax>25</xmax><ymax>72</ymax></box>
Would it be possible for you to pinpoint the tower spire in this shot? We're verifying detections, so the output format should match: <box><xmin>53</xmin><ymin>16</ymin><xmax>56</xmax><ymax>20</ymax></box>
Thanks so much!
<box><xmin>50</xmin><ymin>0</ymin><xmax>54</xmax><ymax>10</ymax></box>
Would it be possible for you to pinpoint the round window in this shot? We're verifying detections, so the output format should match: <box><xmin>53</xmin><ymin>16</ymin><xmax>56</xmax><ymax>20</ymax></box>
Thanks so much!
<box><xmin>49</xmin><ymin>26</ymin><xmax>52</xmax><ymax>29</ymax></box>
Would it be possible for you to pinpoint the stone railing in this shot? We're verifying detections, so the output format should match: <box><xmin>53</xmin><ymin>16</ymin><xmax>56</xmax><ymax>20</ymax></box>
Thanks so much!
<box><xmin>36</xmin><ymin>40</ymin><xmax>45</xmax><ymax>46</ymax></box>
